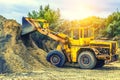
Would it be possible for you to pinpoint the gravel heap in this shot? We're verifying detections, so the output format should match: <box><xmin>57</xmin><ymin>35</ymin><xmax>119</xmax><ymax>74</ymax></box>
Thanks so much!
<box><xmin>0</xmin><ymin>16</ymin><xmax>52</xmax><ymax>73</ymax></box>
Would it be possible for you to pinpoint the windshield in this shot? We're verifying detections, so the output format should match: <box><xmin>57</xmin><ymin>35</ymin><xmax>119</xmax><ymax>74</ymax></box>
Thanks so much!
<box><xmin>71</xmin><ymin>27</ymin><xmax>94</xmax><ymax>39</ymax></box>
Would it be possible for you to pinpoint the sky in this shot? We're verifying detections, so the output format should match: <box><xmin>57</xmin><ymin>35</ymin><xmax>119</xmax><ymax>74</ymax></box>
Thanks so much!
<box><xmin>0</xmin><ymin>0</ymin><xmax>120</xmax><ymax>23</ymax></box>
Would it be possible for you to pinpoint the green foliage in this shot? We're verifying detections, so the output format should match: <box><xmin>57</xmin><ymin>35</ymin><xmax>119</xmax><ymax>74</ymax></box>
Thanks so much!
<box><xmin>105</xmin><ymin>11</ymin><xmax>120</xmax><ymax>38</ymax></box>
<box><xmin>28</xmin><ymin>5</ymin><xmax>61</xmax><ymax>30</ymax></box>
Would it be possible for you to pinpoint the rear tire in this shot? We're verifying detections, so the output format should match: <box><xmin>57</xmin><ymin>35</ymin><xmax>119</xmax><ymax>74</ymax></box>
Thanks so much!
<box><xmin>46</xmin><ymin>50</ymin><xmax>65</xmax><ymax>67</ymax></box>
<box><xmin>95</xmin><ymin>59</ymin><xmax>105</xmax><ymax>68</ymax></box>
<box><xmin>78</xmin><ymin>51</ymin><xmax>97</xmax><ymax>69</ymax></box>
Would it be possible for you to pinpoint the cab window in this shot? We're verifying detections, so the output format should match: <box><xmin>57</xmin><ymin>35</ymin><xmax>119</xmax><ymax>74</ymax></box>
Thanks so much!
<box><xmin>73</xmin><ymin>29</ymin><xmax>79</xmax><ymax>39</ymax></box>
<box><xmin>84</xmin><ymin>28</ymin><xmax>93</xmax><ymax>38</ymax></box>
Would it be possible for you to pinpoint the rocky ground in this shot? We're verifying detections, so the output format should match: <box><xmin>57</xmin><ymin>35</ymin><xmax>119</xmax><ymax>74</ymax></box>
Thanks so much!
<box><xmin>0</xmin><ymin>61</ymin><xmax>119</xmax><ymax>80</ymax></box>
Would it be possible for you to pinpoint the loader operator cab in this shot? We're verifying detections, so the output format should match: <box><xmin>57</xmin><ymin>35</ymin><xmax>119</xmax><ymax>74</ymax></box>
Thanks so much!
<box><xmin>70</xmin><ymin>27</ymin><xmax>94</xmax><ymax>46</ymax></box>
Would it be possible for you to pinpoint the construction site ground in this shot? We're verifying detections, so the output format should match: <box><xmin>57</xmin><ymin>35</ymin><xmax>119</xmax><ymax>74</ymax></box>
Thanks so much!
<box><xmin>0</xmin><ymin>61</ymin><xmax>120</xmax><ymax>80</ymax></box>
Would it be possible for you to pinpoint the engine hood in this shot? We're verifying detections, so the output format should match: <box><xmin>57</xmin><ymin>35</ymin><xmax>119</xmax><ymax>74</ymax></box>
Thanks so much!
<box><xmin>90</xmin><ymin>40</ymin><xmax>116</xmax><ymax>45</ymax></box>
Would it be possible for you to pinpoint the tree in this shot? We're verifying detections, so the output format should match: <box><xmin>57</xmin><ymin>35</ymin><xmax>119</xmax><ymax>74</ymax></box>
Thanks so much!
<box><xmin>79</xmin><ymin>16</ymin><xmax>106</xmax><ymax>38</ymax></box>
<box><xmin>104</xmin><ymin>11</ymin><xmax>120</xmax><ymax>38</ymax></box>
<box><xmin>28</xmin><ymin>5</ymin><xmax>61</xmax><ymax>30</ymax></box>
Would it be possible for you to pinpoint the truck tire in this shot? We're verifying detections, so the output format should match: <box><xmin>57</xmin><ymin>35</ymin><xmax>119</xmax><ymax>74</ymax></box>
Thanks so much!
<box><xmin>46</xmin><ymin>50</ymin><xmax>65</xmax><ymax>67</ymax></box>
<box><xmin>78</xmin><ymin>51</ymin><xmax>97</xmax><ymax>69</ymax></box>
<box><xmin>95</xmin><ymin>59</ymin><xmax>105</xmax><ymax>68</ymax></box>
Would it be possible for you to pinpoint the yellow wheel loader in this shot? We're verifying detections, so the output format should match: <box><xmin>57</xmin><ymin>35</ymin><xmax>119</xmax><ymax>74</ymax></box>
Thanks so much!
<box><xmin>21</xmin><ymin>17</ymin><xmax>119</xmax><ymax>69</ymax></box>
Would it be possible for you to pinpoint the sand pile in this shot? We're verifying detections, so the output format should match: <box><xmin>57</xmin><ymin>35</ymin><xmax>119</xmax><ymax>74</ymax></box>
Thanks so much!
<box><xmin>0</xmin><ymin>16</ymin><xmax>52</xmax><ymax>73</ymax></box>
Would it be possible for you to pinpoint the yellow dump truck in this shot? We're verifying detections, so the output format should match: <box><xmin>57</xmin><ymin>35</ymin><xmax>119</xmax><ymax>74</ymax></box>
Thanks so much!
<box><xmin>21</xmin><ymin>17</ymin><xmax>118</xmax><ymax>69</ymax></box>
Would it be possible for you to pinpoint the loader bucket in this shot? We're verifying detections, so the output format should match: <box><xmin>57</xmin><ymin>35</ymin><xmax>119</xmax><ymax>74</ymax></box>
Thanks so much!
<box><xmin>21</xmin><ymin>17</ymin><xmax>36</xmax><ymax>35</ymax></box>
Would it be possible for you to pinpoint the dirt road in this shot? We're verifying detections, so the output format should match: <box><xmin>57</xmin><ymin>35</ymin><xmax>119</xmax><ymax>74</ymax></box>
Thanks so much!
<box><xmin>0</xmin><ymin>61</ymin><xmax>120</xmax><ymax>80</ymax></box>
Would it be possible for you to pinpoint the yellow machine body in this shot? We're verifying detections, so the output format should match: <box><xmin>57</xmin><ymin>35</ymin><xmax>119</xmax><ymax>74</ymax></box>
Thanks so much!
<box><xmin>22</xmin><ymin>17</ymin><xmax>118</xmax><ymax>66</ymax></box>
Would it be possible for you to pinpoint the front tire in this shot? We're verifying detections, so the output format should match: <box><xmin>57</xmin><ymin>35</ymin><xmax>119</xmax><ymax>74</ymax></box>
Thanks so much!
<box><xmin>78</xmin><ymin>51</ymin><xmax>97</xmax><ymax>69</ymax></box>
<box><xmin>46</xmin><ymin>50</ymin><xmax>65</xmax><ymax>67</ymax></box>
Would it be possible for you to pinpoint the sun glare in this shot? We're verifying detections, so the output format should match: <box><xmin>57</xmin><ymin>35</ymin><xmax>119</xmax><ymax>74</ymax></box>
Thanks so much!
<box><xmin>61</xmin><ymin>0</ymin><xmax>102</xmax><ymax>20</ymax></box>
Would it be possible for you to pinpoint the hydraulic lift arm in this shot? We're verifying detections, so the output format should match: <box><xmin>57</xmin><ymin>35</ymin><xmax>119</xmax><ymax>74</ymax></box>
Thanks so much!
<box><xmin>21</xmin><ymin>17</ymin><xmax>68</xmax><ymax>44</ymax></box>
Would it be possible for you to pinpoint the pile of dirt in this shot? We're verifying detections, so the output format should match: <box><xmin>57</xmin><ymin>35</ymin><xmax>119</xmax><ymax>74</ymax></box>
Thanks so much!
<box><xmin>0</xmin><ymin>16</ymin><xmax>52</xmax><ymax>73</ymax></box>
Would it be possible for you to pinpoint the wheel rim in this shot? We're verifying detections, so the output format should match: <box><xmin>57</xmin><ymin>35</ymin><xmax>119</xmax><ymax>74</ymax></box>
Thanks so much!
<box><xmin>81</xmin><ymin>54</ymin><xmax>90</xmax><ymax>66</ymax></box>
<box><xmin>50</xmin><ymin>55</ymin><xmax>60</xmax><ymax>65</ymax></box>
